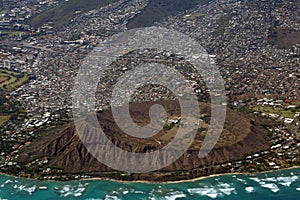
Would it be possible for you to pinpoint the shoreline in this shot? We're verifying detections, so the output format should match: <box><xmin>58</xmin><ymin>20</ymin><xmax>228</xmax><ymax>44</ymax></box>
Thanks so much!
<box><xmin>81</xmin><ymin>166</ymin><xmax>300</xmax><ymax>184</ymax></box>
<box><xmin>0</xmin><ymin>166</ymin><xmax>299</xmax><ymax>184</ymax></box>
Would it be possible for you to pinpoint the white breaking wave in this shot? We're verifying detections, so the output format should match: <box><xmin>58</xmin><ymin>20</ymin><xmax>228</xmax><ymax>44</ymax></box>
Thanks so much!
<box><xmin>59</xmin><ymin>183</ymin><xmax>88</xmax><ymax>197</ymax></box>
<box><xmin>163</xmin><ymin>191</ymin><xmax>186</xmax><ymax>200</ymax></box>
<box><xmin>104</xmin><ymin>195</ymin><xmax>120</xmax><ymax>200</ymax></box>
<box><xmin>219</xmin><ymin>188</ymin><xmax>235</xmax><ymax>196</ymax></box>
<box><xmin>261</xmin><ymin>177</ymin><xmax>277</xmax><ymax>182</ymax></box>
<box><xmin>237</xmin><ymin>178</ymin><xmax>247</xmax><ymax>184</ymax></box>
<box><xmin>248</xmin><ymin>174</ymin><xmax>300</xmax><ymax>193</ymax></box>
<box><xmin>11</xmin><ymin>184</ymin><xmax>37</xmax><ymax>195</ymax></box>
<box><xmin>85</xmin><ymin>198</ymin><xmax>103</xmax><ymax>200</ymax></box>
<box><xmin>260</xmin><ymin>183</ymin><xmax>280</xmax><ymax>193</ymax></box>
<box><xmin>276</xmin><ymin>176</ymin><xmax>298</xmax><ymax>187</ymax></box>
<box><xmin>218</xmin><ymin>183</ymin><xmax>236</xmax><ymax>196</ymax></box>
<box><xmin>249</xmin><ymin>177</ymin><xmax>261</xmax><ymax>183</ymax></box>
<box><xmin>0</xmin><ymin>180</ymin><xmax>13</xmax><ymax>188</ymax></box>
<box><xmin>187</xmin><ymin>182</ymin><xmax>236</xmax><ymax>198</ymax></box>
<box><xmin>245</xmin><ymin>186</ymin><xmax>254</xmax><ymax>193</ymax></box>
<box><xmin>188</xmin><ymin>188</ymin><xmax>219</xmax><ymax>198</ymax></box>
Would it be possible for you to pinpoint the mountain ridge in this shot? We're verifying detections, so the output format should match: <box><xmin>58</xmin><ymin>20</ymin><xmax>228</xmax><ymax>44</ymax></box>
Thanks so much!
<box><xmin>17</xmin><ymin>100</ymin><xmax>270</xmax><ymax>181</ymax></box>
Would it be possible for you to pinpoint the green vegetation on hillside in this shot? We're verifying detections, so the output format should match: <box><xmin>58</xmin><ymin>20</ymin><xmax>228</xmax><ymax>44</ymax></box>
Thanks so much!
<box><xmin>212</xmin><ymin>13</ymin><xmax>233</xmax><ymax>37</ymax></box>
<box><xmin>253</xmin><ymin>106</ymin><xmax>298</xmax><ymax>118</ymax></box>
<box><xmin>190</xmin><ymin>12</ymin><xmax>205</xmax><ymax>20</ymax></box>
<box><xmin>0</xmin><ymin>95</ymin><xmax>21</xmax><ymax>127</ymax></box>
<box><xmin>0</xmin><ymin>115</ymin><xmax>9</xmax><ymax>126</ymax></box>
<box><xmin>0</xmin><ymin>69</ymin><xmax>28</xmax><ymax>127</ymax></box>
<box><xmin>127</xmin><ymin>0</ymin><xmax>212</xmax><ymax>29</ymax></box>
<box><xmin>29</xmin><ymin>0</ymin><xmax>118</xmax><ymax>29</ymax></box>
<box><xmin>269</xmin><ymin>28</ymin><xmax>300</xmax><ymax>49</ymax></box>
<box><xmin>0</xmin><ymin>9</ymin><xmax>8</xmax><ymax>14</ymax></box>
<box><xmin>0</xmin><ymin>69</ymin><xmax>29</xmax><ymax>91</ymax></box>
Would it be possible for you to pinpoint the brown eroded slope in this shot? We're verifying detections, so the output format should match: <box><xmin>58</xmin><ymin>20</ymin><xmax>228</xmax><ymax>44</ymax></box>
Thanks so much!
<box><xmin>18</xmin><ymin>100</ymin><xmax>270</xmax><ymax>181</ymax></box>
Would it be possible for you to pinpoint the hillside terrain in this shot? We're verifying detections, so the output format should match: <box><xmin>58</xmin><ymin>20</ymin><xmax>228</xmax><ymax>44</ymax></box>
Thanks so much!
<box><xmin>29</xmin><ymin>0</ymin><xmax>212</xmax><ymax>29</ymax></box>
<box><xmin>268</xmin><ymin>28</ymin><xmax>300</xmax><ymax>49</ymax></box>
<box><xmin>29</xmin><ymin>0</ymin><xmax>118</xmax><ymax>28</ymax></box>
<box><xmin>127</xmin><ymin>0</ymin><xmax>211</xmax><ymax>29</ymax></box>
<box><xmin>18</xmin><ymin>100</ymin><xmax>270</xmax><ymax>181</ymax></box>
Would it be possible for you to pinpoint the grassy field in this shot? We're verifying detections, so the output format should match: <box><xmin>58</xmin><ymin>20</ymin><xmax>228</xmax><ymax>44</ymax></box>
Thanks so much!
<box><xmin>0</xmin><ymin>9</ymin><xmax>8</xmax><ymax>14</ymax></box>
<box><xmin>212</xmin><ymin>13</ymin><xmax>233</xmax><ymax>37</ymax></box>
<box><xmin>189</xmin><ymin>12</ymin><xmax>205</xmax><ymax>20</ymax></box>
<box><xmin>0</xmin><ymin>115</ymin><xmax>10</xmax><ymax>126</ymax></box>
<box><xmin>11</xmin><ymin>31</ymin><xmax>23</xmax><ymax>37</ymax></box>
<box><xmin>0</xmin><ymin>71</ymin><xmax>16</xmax><ymax>88</ymax></box>
<box><xmin>270</xmin><ymin>28</ymin><xmax>300</xmax><ymax>48</ymax></box>
<box><xmin>0</xmin><ymin>69</ymin><xmax>29</xmax><ymax>91</ymax></box>
<box><xmin>268</xmin><ymin>21</ymin><xmax>300</xmax><ymax>49</ymax></box>
<box><xmin>29</xmin><ymin>0</ymin><xmax>118</xmax><ymax>29</ymax></box>
<box><xmin>253</xmin><ymin>106</ymin><xmax>297</xmax><ymax>118</ymax></box>
<box><xmin>292</xmin><ymin>101</ymin><xmax>300</xmax><ymax>106</ymax></box>
<box><xmin>0</xmin><ymin>76</ymin><xmax>9</xmax><ymax>83</ymax></box>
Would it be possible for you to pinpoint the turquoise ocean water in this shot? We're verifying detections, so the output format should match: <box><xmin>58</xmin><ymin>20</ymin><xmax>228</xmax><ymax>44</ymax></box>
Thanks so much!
<box><xmin>0</xmin><ymin>168</ymin><xmax>299</xmax><ymax>199</ymax></box>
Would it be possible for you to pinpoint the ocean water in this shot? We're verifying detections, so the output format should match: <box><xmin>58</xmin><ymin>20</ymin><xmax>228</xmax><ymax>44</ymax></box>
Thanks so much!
<box><xmin>0</xmin><ymin>168</ymin><xmax>299</xmax><ymax>200</ymax></box>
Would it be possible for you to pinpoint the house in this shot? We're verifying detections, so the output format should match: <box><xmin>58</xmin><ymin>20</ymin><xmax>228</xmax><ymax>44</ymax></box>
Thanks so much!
<box><xmin>284</xmin><ymin>118</ymin><xmax>294</xmax><ymax>124</ymax></box>
<box><xmin>284</xmin><ymin>99</ymin><xmax>292</xmax><ymax>103</ymax></box>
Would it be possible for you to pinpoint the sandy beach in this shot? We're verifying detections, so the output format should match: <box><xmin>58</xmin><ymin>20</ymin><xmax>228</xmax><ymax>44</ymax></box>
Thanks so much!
<box><xmin>81</xmin><ymin>166</ymin><xmax>300</xmax><ymax>184</ymax></box>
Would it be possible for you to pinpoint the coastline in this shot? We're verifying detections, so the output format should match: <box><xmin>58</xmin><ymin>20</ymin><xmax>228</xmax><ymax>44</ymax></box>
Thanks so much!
<box><xmin>81</xmin><ymin>166</ymin><xmax>300</xmax><ymax>184</ymax></box>
<box><xmin>0</xmin><ymin>166</ymin><xmax>299</xmax><ymax>184</ymax></box>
